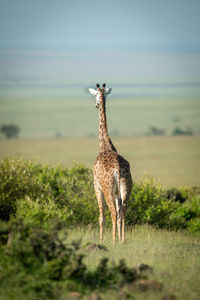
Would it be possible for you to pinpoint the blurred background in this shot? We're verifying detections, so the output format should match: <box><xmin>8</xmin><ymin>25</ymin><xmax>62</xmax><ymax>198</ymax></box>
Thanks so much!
<box><xmin>0</xmin><ymin>0</ymin><xmax>200</xmax><ymax>186</ymax></box>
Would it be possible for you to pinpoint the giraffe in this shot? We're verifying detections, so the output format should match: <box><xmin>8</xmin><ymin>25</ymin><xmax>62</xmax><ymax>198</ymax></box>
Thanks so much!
<box><xmin>88</xmin><ymin>83</ymin><xmax>132</xmax><ymax>243</ymax></box>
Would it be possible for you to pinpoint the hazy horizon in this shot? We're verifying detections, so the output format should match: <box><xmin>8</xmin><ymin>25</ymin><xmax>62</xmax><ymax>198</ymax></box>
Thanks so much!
<box><xmin>1</xmin><ymin>48</ymin><xmax>200</xmax><ymax>99</ymax></box>
<box><xmin>0</xmin><ymin>0</ymin><xmax>200</xmax><ymax>99</ymax></box>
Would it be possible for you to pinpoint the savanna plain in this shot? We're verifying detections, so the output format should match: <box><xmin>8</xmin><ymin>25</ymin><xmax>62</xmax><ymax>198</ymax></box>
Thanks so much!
<box><xmin>1</xmin><ymin>96</ymin><xmax>200</xmax><ymax>187</ymax></box>
<box><xmin>1</xmin><ymin>135</ymin><xmax>200</xmax><ymax>187</ymax></box>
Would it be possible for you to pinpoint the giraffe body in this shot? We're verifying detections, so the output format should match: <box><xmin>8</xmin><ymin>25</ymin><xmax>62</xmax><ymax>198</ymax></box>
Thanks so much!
<box><xmin>89</xmin><ymin>83</ymin><xmax>132</xmax><ymax>243</ymax></box>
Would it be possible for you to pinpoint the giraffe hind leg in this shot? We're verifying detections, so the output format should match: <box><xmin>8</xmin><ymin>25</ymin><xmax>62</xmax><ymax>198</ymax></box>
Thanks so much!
<box><xmin>94</xmin><ymin>182</ymin><xmax>105</xmax><ymax>242</ymax></box>
<box><xmin>115</xmin><ymin>197</ymin><xmax>122</xmax><ymax>242</ymax></box>
<box><xmin>120</xmin><ymin>180</ymin><xmax>131</xmax><ymax>243</ymax></box>
<box><xmin>122</xmin><ymin>205</ymin><xmax>126</xmax><ymax>243</ymax></box>
<box><xmin>113</xmin><ymin>170</ymin><xmax>122</xmax><ymax>242</ymax></box>
<box><xmin>98</xmin><ymin>192</ymin><xmax>105</xmax><ymax>242</ymax></box>
<box><xmin>105</xmin><ymin>192</ymin><xmax>117</xmax><ymax>244</ymax></box>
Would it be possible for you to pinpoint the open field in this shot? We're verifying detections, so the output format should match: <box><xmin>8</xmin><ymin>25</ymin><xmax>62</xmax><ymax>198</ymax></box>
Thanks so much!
<box><xmin>67</xmin><ymin>226</ymin><xmax>200</xmax><ymax>300</ymax></box>
<box><xmin>0</xmin><ymin>97</ymin><xmax>200</xmax><ymax>137</ymax></box>
<box><xmin>0</xmin><ymin>135</ymin><xmax>200</xmax><ymax>187</ymax></box>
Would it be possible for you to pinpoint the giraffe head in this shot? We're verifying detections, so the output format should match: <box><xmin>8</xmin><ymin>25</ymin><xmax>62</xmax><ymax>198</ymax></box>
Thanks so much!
<box><xmin>88</xmin><ymin>83</ymin><xmax>112</xmax><ymax>108</ymax></box>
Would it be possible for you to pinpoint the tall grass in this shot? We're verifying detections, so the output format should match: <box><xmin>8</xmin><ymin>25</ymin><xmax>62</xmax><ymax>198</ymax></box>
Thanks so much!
<box><xmin>67</xmin><ymin>226</ymin><xmax>200</xmax><ymax>300</ymax></box>
<box><xmin>1</xmin><ymin>222</ymin><xmax>200</xmax><ymax>300</ymax></box>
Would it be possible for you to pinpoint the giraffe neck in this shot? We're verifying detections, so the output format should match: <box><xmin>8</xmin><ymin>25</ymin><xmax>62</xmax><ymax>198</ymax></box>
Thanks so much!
<box><xmin>98</xmin><ymin>95</ymin><xmax>117</xmax><ymax>152</ymax></box>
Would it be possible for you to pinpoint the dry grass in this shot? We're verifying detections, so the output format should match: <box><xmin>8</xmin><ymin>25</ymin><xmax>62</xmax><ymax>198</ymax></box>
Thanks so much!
<box><xmin>1</xmin><ymin>97</ymin><xmax>200</xmax><ymax>137</ymax></box>
<box><xmin>0</xmin><ymin>135</ymin><xmax>200</xmax><ymax>187</ymax></box>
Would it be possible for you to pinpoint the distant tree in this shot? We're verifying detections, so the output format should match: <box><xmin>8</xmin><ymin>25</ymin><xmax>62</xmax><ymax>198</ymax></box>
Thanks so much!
<box><xmin>110</xmin><ymin>129</ymin><xmax>120</xmax><ymax>137</ymax></box>
<box><xmin>172</xmin><ymin>127</ymin><xmax>193</xmax><ymax>136</ymax></box>
<box><xmin>55</xmin><ymin>131</ymin><xmax>61</xmax><ymax>138</ymax></box>
<box><xmin>87</xmin><ymin>133</ymin><xmax>96</xmax><ymax>138</ymax></box>
<box><xmin>148</xmin><ymin>126</ymin><xmax>165</xmax><ymax>136</ymax></box>
<box><xmin>0</xmin><ymin>124</ymin><xmax>20</xmax><ymax>139</ymax></box>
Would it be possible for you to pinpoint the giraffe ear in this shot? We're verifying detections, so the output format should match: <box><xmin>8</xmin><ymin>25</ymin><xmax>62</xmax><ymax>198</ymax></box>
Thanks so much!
<box><xmin>105</xmin><ymin>88</ymin><xmax>112</xmax><ymax>95</ymax></box>
<box><xmin>88</xmin><ymin>88</ymin><xmax>98</xmax><ymax>97</ymax></box>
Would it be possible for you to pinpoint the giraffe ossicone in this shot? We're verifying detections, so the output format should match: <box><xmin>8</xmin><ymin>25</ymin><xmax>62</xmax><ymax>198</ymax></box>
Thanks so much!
<box><xmin>88</xmin><ymin>83</ymin><xmax>132</xmax><ymax>244</ymax></box>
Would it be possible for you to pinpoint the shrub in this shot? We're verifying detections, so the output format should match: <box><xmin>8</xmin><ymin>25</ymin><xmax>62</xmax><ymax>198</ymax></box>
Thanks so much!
<box><xmin>166</xmin><ymin>187</ymin><xmax>186</xmax><ymax>203</ymax></box>
<box><xmin>172</xmin><ymin>126</ymin><xmax>193</xmax><ymax>136</ymax></box>
<box><xmin>0</xmin><ymin>157</ymin><xmax>200</xmax><ymax>232</ymax></box>
<box><xmin>0</xmin><ymin>158</ymin><xmax>98</xmax><ymax>226</ymax></box>
<box><xmin>0</xmin><ymin>124</ymin><xmax>20</xmax><ymax>138</ymax></box>
<box><xmin>148</xmin><ymin>126</ymin><xmax>165</xmax><ymax>136</ymax></box>
<box><xmin>126</xmin><ymin>176</ymin><xmax>178</xmax><ymax>228</ymax></box>
<box><xmin>188</xmin><ymin>218</ymin><xmax>200</xmax><ymax>232</ymax></box>
<box><xmin>0</xmin><ymin>158</ymin><xmax>45</xmax><ymax>220</ymax></box>
<box><xmin>169</xmin><ymin>196</ymin><xmax>200</xmax><ymax>231</ymax></box>
<box><xmin>0</xmin><ymin>219</ymin><xmax>142</xmax><ymax>299</ymax></box>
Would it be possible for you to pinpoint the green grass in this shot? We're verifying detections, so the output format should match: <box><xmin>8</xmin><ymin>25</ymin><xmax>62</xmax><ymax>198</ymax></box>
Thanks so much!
<box><xmin>1</xmin><ymin>222</ymin><xmax>200</xmax><ymax>299</ymax></box>
<box><xmin>0</xmin><ymin>97</ymin><xmax>200</xmax><ymax>137</ymax></box>
<box><xmin>67</xmin><ymin>225</ymin><xmax>200</xmax><ymax>300</ymax></box>
<box><xmin>0</xmin><ymin>136</ymin><xmax>200</xmax><ymax>187</ymax></box>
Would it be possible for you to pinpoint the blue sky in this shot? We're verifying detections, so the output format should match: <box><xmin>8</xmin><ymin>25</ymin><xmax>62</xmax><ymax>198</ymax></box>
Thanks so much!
<box><xmin>0</xmin><ymin>0</ymin><xmax>200</xmax><ymax>97</ymax></box>
<box><xmin>0</xmin><ymin>0</ymin><xmax>200</xmax><ymax>51</ymax></box>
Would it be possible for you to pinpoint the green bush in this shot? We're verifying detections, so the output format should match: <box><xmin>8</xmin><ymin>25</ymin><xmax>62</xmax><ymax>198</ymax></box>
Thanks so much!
<box><xmin>0</xmin><ymin>158</ymin><xmax>44</xmax><ymax>220</ymax></box>
<box><xmin>169</xmin><ymin>196</ymin><xmax>200</xmax><ymax>231</ymax></box>
<box><xmin>0</xmin><ymin>219</ymin><xmax>141</xmax><ymax>299</ymax></box>
<box><xmin>126</xmin><ymin>176</ymin><xmax>178</xmax><ymax>228</ymax></box>
<box><xmin>188</xmin><ymin>218</ymin><xmax>200</xmax><ymax>232</ymax></box>
<box><xmin>0</xmin><ymin>158</ymin><xmax>98</xmax><ymax>227</ymax></box>
<box><xmin>172</xmin><ymin>126</ymin><xmax>193</xmax><ymax>136</ymax></box>
<box><xmin>166</xmin><ymin>187</ymin><xmax>186</xmax><ymax>203</ymax></box>
<box><xmin>0</xmin><ymin>157</ymin><xmax>200</xmax><ymax>232</ymax></box>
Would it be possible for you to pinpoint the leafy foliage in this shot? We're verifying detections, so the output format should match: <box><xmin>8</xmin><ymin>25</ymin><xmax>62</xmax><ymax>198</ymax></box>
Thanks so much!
<box><xmin>0</xmin><ymin>157</ymin><xmax>200</xmax><ymax>232</ymax></box>
<box><xmin>169</xmin><ymin>196</ymin><xmax>200</xmax><ymax>231</ymax></box>
<box><xmin>0</xmin><ymin>158</ymin><xmax>98</xmax><ymax>226</ymax></box>
<box><xmin>126</xmin><ymin>176</ymin><xmax>178</xmax><ymax>228</ymax></box>
<box><xmin>0</xmin><ymin>220</ymin><xmax>142</xmax><ymax>299</ymax></box>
